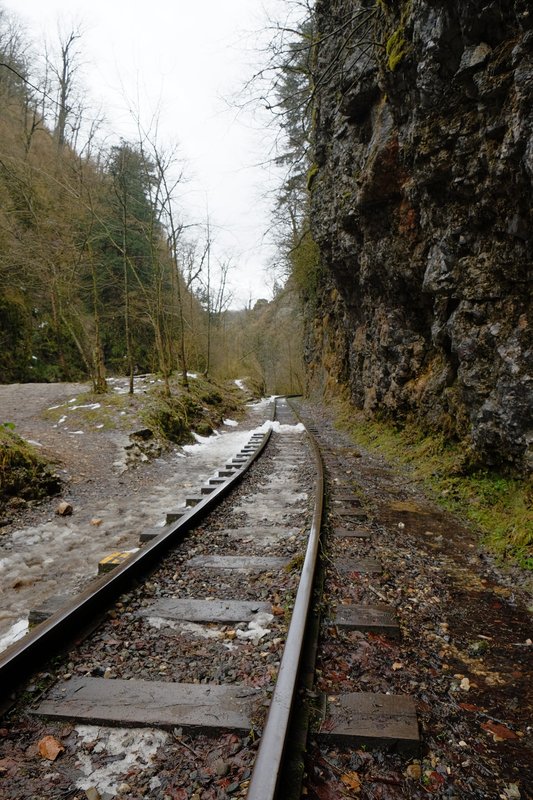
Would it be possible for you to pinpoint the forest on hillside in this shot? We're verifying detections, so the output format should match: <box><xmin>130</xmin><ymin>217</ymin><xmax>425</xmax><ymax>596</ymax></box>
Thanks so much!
<box><xmin>0</xmin><ymin>5</ymin><xmax>305</xmax><ymax>396</ymax></box>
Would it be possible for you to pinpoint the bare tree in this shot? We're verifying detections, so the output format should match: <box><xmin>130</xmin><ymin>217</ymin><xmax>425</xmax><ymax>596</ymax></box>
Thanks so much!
<box><xmin>47</xmin><ymin>24</ymin><xmax>83</xmax><ymax>152</ymax></box>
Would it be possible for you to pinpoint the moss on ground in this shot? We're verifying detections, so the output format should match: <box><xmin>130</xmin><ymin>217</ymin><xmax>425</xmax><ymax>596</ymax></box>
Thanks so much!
<box><xmin>333</xmin><ymin>400</ymin><xmax>532</xmax><ymax>570</ymax></box>
<box><xmin>0</xmin><ymin>425</ymin><xmax>61</xmax><ymax>507</ymax></box>
<box><xmin>141</xmin><ymin>375</ymin><xmax>245</xmax><ymax>445</ymax></box>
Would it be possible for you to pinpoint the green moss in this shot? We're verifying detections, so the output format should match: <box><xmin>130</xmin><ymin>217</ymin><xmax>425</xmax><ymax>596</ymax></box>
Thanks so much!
<box><xmin>379</xmin><ymin>0</ymin><xmax>412</xmax><ymax>71</ymax></box>
<box><xmin>291</xmin><ymin>229</ymin><xmax>321</xmax><ymax>301</ymax></box>
<box><xmin>0</xmin><ymin>426</ymin><xmax>61</xmax><ymax>504</ymax></box>
<box><xmin>306</xmin><ymin>163</ymin><xmax>319</xmax><ymax>192</ymax></box>
<box><xmin>333</xmin><ymin>400</ymin><xmax>532</xmax><ymax>570</ymax></box>
<box><xmin>386</xmin><ymin>28</ymin><xmax>409</xmax><ymax>70</ymax></box>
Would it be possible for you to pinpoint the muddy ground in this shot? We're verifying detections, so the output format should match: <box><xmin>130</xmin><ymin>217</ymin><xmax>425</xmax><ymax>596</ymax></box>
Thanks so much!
<box><xmin>0</xmin><ymin>384</ymin><xmax>531</xmax><ymax>799</ymax></box>
<box><xmin>0</xmin><ymin>379</ymin><xmax>269</xmax><ymax>650</ymax></box>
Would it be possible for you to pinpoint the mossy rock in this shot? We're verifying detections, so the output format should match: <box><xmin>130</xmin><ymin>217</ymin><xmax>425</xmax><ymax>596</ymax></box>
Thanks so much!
<box><xmin>0</xmin><ymin>427</ymin><xmax>61</xmax><ymax>506</ymax></box>
<box><xmin>194</xmin><ymin>422</ymin><xmax>214</xmax><ymax>437</ymax></box>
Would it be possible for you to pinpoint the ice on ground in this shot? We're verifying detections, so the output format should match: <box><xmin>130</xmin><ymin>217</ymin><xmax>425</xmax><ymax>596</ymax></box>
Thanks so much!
<box><xmin>182</xmin><ymin>427</ymin><xmax>251</xmax><ymax>458</ymax></box>
<box><xmin>0</xmin><ymin>618</ymin><xmax>28</xmax><ymax>651</ymax></box>
<box><xmin>254</xmin><ymin>420</ymin><xmax>305</xmax><ymax>434</ymax></box>
<box><xmin>75</xmin><ymin>725</ymin><xmax>168</xmax><ymax>795</ymax></box>
<box><xmin>236</xmin><ymin>613</ymin><xmax>274</xmax><ymax>644</ymax></box>
<box><xmin>146</xmin><ymin>617</ymin><xmax>225</xmax><ymax>641</ymax></box>
<box><xmin>0</xmin><ymin>395</ymin><xmax>275</xmax><ymax>653</ymax></box>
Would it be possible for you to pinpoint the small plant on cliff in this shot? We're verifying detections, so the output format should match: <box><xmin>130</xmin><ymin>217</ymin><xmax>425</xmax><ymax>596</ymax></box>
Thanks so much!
<box><xmin>291</xmin><ymin>229</ymin><xmax>321</xmax><ymax>301</ymax></box>
<box><xmin>379</xmin><ymin>0</ymin><xmax>412</xmax><ymax>71</ymax></box>
<box><xmin>386</xmin><ymin>28</ymin><xmax>409</xmax><ymax>71</ymax></box>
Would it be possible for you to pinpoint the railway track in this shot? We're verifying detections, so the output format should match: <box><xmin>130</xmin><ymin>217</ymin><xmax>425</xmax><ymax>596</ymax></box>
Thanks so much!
<box><xmin>1</xmin><ymin>393</ymin><xmax>531</xmax><ymax>799</ymax></box>
<box><xmin>0</xmin><ymin>397</ymin><xmax>330</xmax><ymax>799</ymax></box>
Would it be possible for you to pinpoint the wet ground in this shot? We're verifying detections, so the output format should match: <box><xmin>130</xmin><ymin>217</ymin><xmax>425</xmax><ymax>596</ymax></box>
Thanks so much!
<box><xmin>294</xmin><ymin>399</ymin><xmax>532</xmax><ymax>800</ymax></box>
<box><xmin>0</xmin><ymin>385</ymin><xmax>530</xmax><ymax>799</ymax></box>
<box><xmin>0</xmin><ymin>378</ymin><xmax>273</xmax><ymax>652</ymax></box>
<box><xmin>0</xmin><ymin>399</ymin><xmax>315</xmax><ymax>800</ymax></box>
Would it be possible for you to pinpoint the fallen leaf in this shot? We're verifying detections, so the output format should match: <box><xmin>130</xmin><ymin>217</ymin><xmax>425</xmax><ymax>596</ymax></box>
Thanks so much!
<box><xmin>481</xmin><ymin>721</ymin><xmax>519</xmax><ymax>741</ymax></box>
<box><xmin>392</xmin><ymin>662</ymin><xmax>403</xmax><ymax>671</ymax></box>
<box><xmin>271</xmin><ymin>605</ymin><xmax>285</xmax><ymax>617</ymax></box>
<box><xmin>405</xmin><ymin>763</ymin><xmax>422</xmax><ymax>780</ymax></box>
<box><xmin>38</xmin><ymin>735</ymin><xmax>64</xmax><ymax>761</ymax></box>
<box><xmin>460</xmin><ymin>678</ymin><xmax>470</xmax><ymax>691</ymax></box>
<box><xmin>503</xmin><ymin>783</ymin><xmax>521</xmax><ymax>799</ymax></box>
<box><xmin>340</xmin><ymin>771</ymin><xmax>361</xmax><ymax>792</ymax></box>
<box><xmin>424</xmin><ymin>769</ymin><xmax>444</xmax><ymax>792</ymax></box>
<box><xmin>459</xmin><ymin>703</ymin><xmax>479</xmax><ymax>712</ymax></box>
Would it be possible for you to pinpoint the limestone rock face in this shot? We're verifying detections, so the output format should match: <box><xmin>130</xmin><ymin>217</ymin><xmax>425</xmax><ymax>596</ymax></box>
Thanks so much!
<box><xmin>309</xmin><ymin>0</ymin><xmax>532</xmax><ymax>472</ymax></box>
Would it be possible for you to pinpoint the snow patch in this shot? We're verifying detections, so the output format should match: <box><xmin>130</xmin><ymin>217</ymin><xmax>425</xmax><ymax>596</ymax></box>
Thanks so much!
<box><xmin>223</xmin><ymin>418</ymin><xmax>238</xmax><ymax>427</ymax></box>
<box><xmin>236</xmin><ymin>612</ymin><xmax>274</xmax><ymax>644</ymax></box>
<box><xmin>0</xmin><ymin>618</ymin><xmax>28</xmax><ymax>651</ymax></box>
<box><xmin>253</xmin><ymin>420</ymin><xmax>305</xmax><ymax>435</ymax></box>
<box><xmin>75</xmin><ymin>725</ymin><xmax>168</xmax><ymax>795</ymax></box>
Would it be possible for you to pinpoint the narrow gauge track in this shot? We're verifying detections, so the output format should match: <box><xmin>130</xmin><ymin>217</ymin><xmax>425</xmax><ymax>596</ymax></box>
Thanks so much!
<box><xmin>0</xmin><ymin>398</ymin><xmax>324</xmax><ymax>800</ymax></box>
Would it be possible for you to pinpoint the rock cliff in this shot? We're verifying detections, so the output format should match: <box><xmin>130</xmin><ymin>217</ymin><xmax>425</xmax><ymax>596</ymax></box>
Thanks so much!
<box><xmin>308</xmin><ymin>0</ymin><xmax>532</xmax><ymax>473</ymax></box>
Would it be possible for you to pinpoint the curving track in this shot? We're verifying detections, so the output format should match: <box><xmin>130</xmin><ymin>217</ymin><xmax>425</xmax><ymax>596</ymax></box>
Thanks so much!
<box><xmin>1</xmin><ymin>392</ymin><xmax>530</xmax><ymax>800</ymax></box>
<box><xmin>0</xmin><ymin>397</ymin><xmax>324</xmax><ymax>799</ymax></box>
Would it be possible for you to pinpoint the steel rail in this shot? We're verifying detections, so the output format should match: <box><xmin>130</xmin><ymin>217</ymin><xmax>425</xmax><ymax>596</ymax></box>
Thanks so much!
<box><xmin>247</xmin><ymin>400</ymin><xmax>324</xmax><ymax>800</ymax></box>
<box><xmin>0</xmin><ymin>425</ymin><xmax>272</xmax><ymax>695</ymax></box>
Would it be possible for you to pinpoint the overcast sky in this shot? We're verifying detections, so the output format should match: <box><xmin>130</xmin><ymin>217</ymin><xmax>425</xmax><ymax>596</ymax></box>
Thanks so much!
<box><xmin>4</xmin><ymin>0</ymin><xmax>290</xmax><ymax>307</ymax></box>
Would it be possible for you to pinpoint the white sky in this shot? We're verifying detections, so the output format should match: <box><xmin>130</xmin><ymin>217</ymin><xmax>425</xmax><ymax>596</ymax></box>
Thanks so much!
<box><xmin>4</xmin><ymin>0</ymin><xmax>289</xmax><ymax>307</ymax></box>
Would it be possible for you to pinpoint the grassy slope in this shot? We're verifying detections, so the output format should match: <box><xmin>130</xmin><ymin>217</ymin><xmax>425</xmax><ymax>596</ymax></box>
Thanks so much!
<box><xmin>0</xmin><ymin>425</ymin><xmax>60</xmax><ymax>505</ymax></box>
